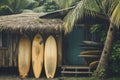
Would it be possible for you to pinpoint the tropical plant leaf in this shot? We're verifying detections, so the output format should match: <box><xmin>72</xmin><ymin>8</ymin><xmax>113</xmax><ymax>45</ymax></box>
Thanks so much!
<box><xmin>33</xmin><ymin>6</ymin><xmax>46</xmax><ymax>12</ymax></box>
<box><xmin>22</xmin><ymin>9</ymin><xmax>34</xmax><ymax>13</ymax></box>
<box><xmin>0</xmin><ymin>5</ymin><xmax>13</xmax><ymax>15</ymax></box>
<box><xmin>63</xmin><ymin>0</ymin><xmax>102</xmax><ymax>33</ymax></box>
<box><xmin>110</xmin><ymin>1</ymin><xmax>120</xmax><ymax>28</ymax></box>
<box><xmin>5</xmin><ymin>0</ymin><xmax>39</xmax><ymax>13</ymax></box>
<box><xmin>53</xmin><ymin>0</ymin><xmax>78</xmax><ymax>9</ymax></box>
<box><xmin>0</xmin><ymin>0</ymin><xmax>14</xmax><ymax>6</ymax></box>
<box><xmin>108</xmin><ymin>0</ymin><xmax>119</xmax><ymax>16</ymax></box>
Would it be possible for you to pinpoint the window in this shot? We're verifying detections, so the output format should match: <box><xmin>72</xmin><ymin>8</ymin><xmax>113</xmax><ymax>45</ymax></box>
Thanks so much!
<box><xmin>0</xmin><ymin>32</ymin><xmax>7</xmax><ymax>47</ymax></box>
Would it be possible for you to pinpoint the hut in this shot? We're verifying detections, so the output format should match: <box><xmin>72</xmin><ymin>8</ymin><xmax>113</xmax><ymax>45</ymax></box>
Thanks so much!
<box><xmin>0</xmin><ymin>13</ymin><xmax>63</xmax><ymax>68</ymax></box>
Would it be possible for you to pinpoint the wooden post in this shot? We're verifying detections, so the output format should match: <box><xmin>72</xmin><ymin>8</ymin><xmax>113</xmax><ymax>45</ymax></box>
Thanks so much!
<box><xmin>7</xmin><ymin>33</ymin><xmax>13</xmax><ymax>67</ymax></box>
<box><xmin>4</xmin><ymin>48</ymin><xmax>8</xmax><ymax>67</ymax></box>
<box><xmin>57</xmin><ymin>33</ymin><xmax>62</xmax><ymax>67</ymax></box>
<box><xmin>12</xmin><ymin>34</ymin><xmax>19</xmax><ymax>67</ymax></box>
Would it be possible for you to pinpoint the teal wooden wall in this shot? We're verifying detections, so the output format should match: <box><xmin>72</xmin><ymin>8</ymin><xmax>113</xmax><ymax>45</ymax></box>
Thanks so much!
<box><xmin>63</xmin><ymin>27</ymin><xmax>86</xmax><ymax>65</ymax></box>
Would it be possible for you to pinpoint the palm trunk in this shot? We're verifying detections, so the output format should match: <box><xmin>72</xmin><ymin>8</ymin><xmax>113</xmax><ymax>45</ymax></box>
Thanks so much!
<box><xmin>95</xmin><ymin>23</ymin><xmax>116</xmax><ymax>79</ymax></box>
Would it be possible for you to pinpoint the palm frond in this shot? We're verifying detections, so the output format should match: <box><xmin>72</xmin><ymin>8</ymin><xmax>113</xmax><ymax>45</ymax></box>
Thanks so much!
<box><xmin>84</xmin><ymin>0</ymin><xmax>102</xmax><ymax>13</ymax></box>
<box><xmin>0</xmin><ymin>5</ymin><xmax>13</xmax><ymax>15</ymax></box>
<box><xmin>63</xmin><ymin>0</ymin><xmax>102</xmax><ymax>33</ymax></box>
<box><xmin>54</xmin><ymin>0</ymin><xmax>77</xmax><ymax>9</ymax></box>
<box><xmin>9</xmin><ymin>0</ymin><xmax>39</xmax><ymax>13</ymax></box>
<box><xmin>110</xmin><ymin>1</ymin><xmax>120</xmax><ymax>28</ymax></box>
<box><xmin>108</xmin><ymin>0</ymin><xmax>119</xmax><ymax>16</ymax></box>
<box><xmin>0</xmin><ymin>0</ymin><xmax>13</xmax><ymax>6</ymax></box>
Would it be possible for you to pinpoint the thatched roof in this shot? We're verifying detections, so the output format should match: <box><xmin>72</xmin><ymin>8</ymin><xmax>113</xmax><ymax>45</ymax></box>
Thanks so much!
<box><xmin>0</xmin><ymin>13</ymin><xmax>63</xmax><ymax>33</ymax></box>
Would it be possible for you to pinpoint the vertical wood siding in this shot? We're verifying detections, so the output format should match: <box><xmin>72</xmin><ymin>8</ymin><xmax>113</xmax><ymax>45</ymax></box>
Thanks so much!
<box><xmin>0</xmin><ymin>34</ymin><xmax>19</xmax><ymax>67</ymax></box>
<box><xmin>0</xmin><ymin>33</ymin><xmax>62</xmax><ymax>67</ymax></box>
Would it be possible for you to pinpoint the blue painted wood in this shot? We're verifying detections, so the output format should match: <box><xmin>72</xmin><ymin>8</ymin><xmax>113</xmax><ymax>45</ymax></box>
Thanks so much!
<box><xmin>65</xmin><ymin>27</ymin><xmax>85</xmax><ymax>65</ymax></box>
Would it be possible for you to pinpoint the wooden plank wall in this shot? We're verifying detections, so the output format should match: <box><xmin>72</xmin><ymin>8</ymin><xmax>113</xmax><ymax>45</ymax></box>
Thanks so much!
<box><xmin>0</xmin><ymin>33</ymin><xmax>63</xmax><ymax>67</ymax></box>
<box><xmin>0</xmin><ymin>48</ymin><xmax>7</xmax><ymax>67</ymax></box>
<box><xmin>0</xmin><ymin>33</ymin><xmax>19</xmax><ymax>67</ymax></box>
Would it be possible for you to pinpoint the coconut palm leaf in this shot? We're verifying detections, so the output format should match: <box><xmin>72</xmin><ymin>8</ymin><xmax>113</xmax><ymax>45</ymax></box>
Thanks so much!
<box><xmin>0</xmin><ymin>0</ymin><xmax>13</xmax><ymax>6</ymax></box>
<box><xmin>0</xmin><ymin>0</ymin><xmax>39</xmax><ymax>14</ymax></box>
<box><xmin>11</xmin><ymin>0</ymin><xmax>39</xmax><ymax>13</ymax></box>
<box><xmin>0</xmin><ymin>5</ymin><xmax>13</xmax><ymax>15</ymax></box>
<box><xmin>54</xmin><ymin>0</ymin><xmax>78</xmax><ymax>9</ymax></box>
<box><xmin>0</xmin><ymin>0</ymin><xmax>14</xmax><ymax>15</ymax></box>
<box><xmin>62</xmin><ymin>0</ymin><xmax>103</xmax><ymax>33</ymax></box>
<box><xmin>110</xmin><ymin>1</ymin><xmax>120</xmax><ymax>28</ymax></box>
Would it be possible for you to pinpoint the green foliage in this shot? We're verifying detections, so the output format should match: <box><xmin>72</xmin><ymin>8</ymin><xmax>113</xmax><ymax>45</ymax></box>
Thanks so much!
<box><xmin>90</xmin><ymin>24</ymin><xmax>120</xmax><ymax>76</ymax></box>
<box><xmin>10</xmin><ymin>0</ymin><xmax>39</xmax><ymax>13</ymax></box>
<box><xmin>60</xmin><ymin>0</ymin><xmax>103</xmax><ymax>33</ymax></box>
<box><xmin>109</xmin><ymin>40</ymin><xmax>120</xmax><ymax>75</ymax></box>
<box><xmin>53</xmin><ymin>0</ymin><xmax>120</xmax><ymax>33</ymax></box>
<box><xmin>43</xmin><ymin>1</ymin><xmax>58</xmax><ymax>12</ymax></box>
<box><xmin>90</xmin><ymin>24</ymin><xmax>108</xmax><ymax>42</ymax></box>
<box><xmin>0</xmin><ymin>0</ymin><xmax>59</xmax><ymax>15</ymax></box>
<box><xmin>0</xmin><ymin>5</ymin><xmax>13</xmax><ymax>15</ymax></box>
<box><xmin>33</xmin><ymin>1</ymin><xmax>59</xmax><ymax>12</ymax></box>
<box><xmin>53</xmin><ymin>0</ymin><xmax>77</xmax><ymax>9</ymax></box>
<box><xmin>110</xmin><ymin>0</ymin><xmax>120</xmax><ymax>27</ymax></box>
<box><xmin>22</xmin><ymin>9</ymin><xmax>34</xmax><ymax>13</ymax></box>
<box><xmin>0</xmin><ymin>0</ymin><xmax>39</xmax><ymax>15</ymax></box>
<box><xmin>90</xmin><ymin>24</ymin><xmax>101</xmax><ymax>33</ymax></box>
<box><xmin>93</xmin><ymin>68</ymin><xmax>106</xmax><ymax>80</ymax></box>
<box><xmin>33</xmin><ymin>6</ymin><xmax>46</xmax><ymax>12</ymax></box>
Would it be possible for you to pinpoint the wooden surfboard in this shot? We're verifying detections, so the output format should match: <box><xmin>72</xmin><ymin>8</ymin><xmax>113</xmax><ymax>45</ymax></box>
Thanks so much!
<box><xmin>18</xmin><ymin>35</ymin><xmax>31</xmax><ymax>78</ymax></box>
<box><xmin>89</xmin><ymin>61</ymin><xmax>99</xmax><ymax>69</ymax></box>
<box><xmin>83</xmin><ymin>41</ymin><xmax>101</xmax><ymax>45</ymax></box>
<box><xmin>44</xmin><ymin>35</ymin><xmax>57</xmax><ymax>78</ymax></box>
<box><xmin>80</xmin><ymin>50</ymin><xmax>102</xmax><ymax>55</ymax></box>
<box><xmin>32</xmin><ymin>33</ymin><xmax>44</xmax><ymax>78</ymax></box>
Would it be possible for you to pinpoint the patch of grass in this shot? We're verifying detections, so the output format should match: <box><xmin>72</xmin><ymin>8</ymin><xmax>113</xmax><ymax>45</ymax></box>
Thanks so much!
<box><xmin>106</xmin><ymin>77</ymin><xmax>120</xmax><ymax>80</ymax></box>
<box><xmin>61</xmin><ymin>77</ymin><xmax>120</xmax><ymax>80</ymax></box>
<box><xmin>62</xmin><ymin>77</ymin><xmax>94</xmax><ymax>80</ymax></box>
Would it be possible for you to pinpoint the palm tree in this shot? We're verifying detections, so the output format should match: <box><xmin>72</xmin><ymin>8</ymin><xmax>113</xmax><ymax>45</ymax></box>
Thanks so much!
<box><xmin>54</xmin><ymin>0</ymin><xmax>120</xmax><ymax>78</ymax></box>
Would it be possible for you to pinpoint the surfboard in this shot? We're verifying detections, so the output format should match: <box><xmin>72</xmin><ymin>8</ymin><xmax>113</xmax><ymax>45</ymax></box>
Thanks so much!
<box><xmin>18</xmin><ymin>35</ymin><xmax>31</xmax><ymax>78</ymax></box>
<box><xmin>83</xmin><ymin>41</ymin><xmax>102</xmax><ymax>45</ymax></box>
<box><xmin>80</xmin><ymin>50</ymin><xmax>102</xmax><ymax>55</ymax></box>
<box><xmin>44</xmin><ymin>35</ymin><xmax>57</xmax><ymax>78</ymax></box>
<box><xmin>89</xmin><ymin>61</ymin><xmax>99</xmax><ymax>69</ymax></box>
<box><xmin>32</xmin><ymin>33</ymin><xmax>44</xmax><ymax>78</ymax></box>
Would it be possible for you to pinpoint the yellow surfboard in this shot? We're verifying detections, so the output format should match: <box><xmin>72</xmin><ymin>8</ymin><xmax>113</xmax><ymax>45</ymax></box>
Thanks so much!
<box><xmin>32</xmin><ymin>33</ymin><xmax>44</xmax><ymax>78</ymax></box>
<box><xmin>44</xmin><ymin>35</ymin><xmax>57</xmax><ymax>78</ymax></box>
<box><xmin>89</xmin><ymin>61</ymin><xmax>99</xmax><ymax>69</ymax></box>
<box><xmin>18</xmin><ymin>35</ymin><xmax>31</xmax><ymax>78</ymax></box>
<box><xmin>80</xmin><ymin>50</ymin><xmax>102</xmax><ymax>55</ymax></box>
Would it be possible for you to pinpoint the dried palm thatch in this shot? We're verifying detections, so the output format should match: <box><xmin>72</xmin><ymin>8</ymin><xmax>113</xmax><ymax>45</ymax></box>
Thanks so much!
<box><xmin>0</xmin><ymin>13</ymin><xmax>63</xmax><ymax>33</ymax></box>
